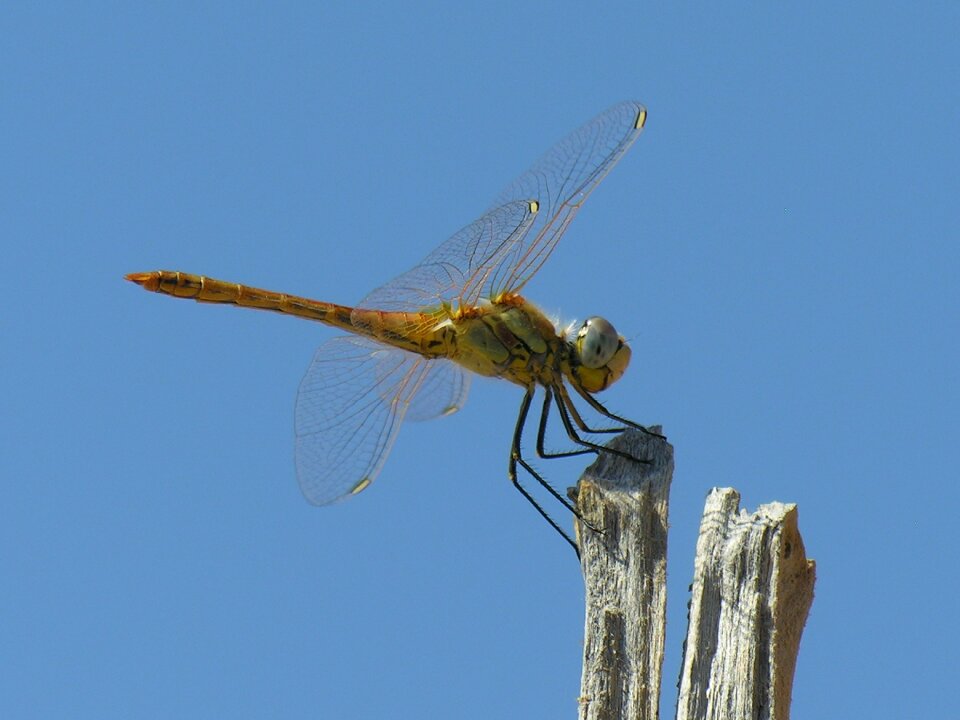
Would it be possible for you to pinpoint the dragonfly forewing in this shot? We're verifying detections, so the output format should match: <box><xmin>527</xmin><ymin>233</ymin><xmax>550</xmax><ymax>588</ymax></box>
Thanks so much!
<box><xmin>486</xmin><ymin>100</ymin><xmax>647</xmax><ymax>297</ymax></box>
<box><xmin>355</xmin><ymin>199</ymin><xmax>539</xmax><ymax>320</ymax></box>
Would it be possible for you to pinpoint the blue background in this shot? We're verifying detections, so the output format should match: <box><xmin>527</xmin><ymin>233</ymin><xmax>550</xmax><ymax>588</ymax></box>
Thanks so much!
<box><xmin>3</xmin><ymin>3</ymin><xmax>957</xmax><ymax>718</ymax></box>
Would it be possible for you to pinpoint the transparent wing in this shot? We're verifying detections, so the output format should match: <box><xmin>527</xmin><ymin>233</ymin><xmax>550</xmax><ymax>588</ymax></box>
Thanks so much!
<box><xmin>405</xmin><ymin>358</ymin><xmax>471</xmax><ymax>422</ymax></box>
<box><xmin>356</xmin><ymin>102</ymin><xmax>646</xmax><ymax>322</ymax></box>
<box><xmin>484</xmin><ymin>100</ymin><xmax>647</xmax><ymax>296</ymax></box>
<box><xmin>294</xmin><ymin>336</ymin><xmax>468</xmax><ymax>505</ymax></box>
<box><xmin>356</xmin><ymin>199</ymin><xmax>538</xmax><ymax>314</ymax></box>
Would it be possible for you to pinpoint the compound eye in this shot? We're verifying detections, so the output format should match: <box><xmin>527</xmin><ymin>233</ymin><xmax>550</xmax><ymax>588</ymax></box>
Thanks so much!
<box><xmin>577</xmin><ymin>317</ymin><xmax>620</xmax><ymax>369</ymax></box>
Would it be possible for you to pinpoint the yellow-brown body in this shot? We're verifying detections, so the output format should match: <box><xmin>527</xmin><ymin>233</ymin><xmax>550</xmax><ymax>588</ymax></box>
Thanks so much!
<box><xmin>127</xmin><ymin>270</ymin><xmax>624</xmax><ymax>395</ymax></box>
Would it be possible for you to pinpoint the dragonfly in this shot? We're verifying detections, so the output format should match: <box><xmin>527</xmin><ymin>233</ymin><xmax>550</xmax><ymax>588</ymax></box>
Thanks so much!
<box><xmin>126</xmin><ymin>101</ymin><xmax>661</xmax><ymax>554</ymax></box>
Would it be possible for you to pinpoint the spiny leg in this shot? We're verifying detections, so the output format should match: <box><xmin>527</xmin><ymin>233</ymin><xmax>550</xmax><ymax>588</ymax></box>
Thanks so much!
<box><xmin>533</xmin><ymin>387</ymin><xmax>604</xmax><ymax>535</ymax></box>
<box><xmin>568</xmin><ymin>380</ymin><xmax>666</xmax><ymax>440</ymax></box>
<box><xmin>549</xmin><ymin>382</ymin><xmax>649</xmax><ymax>466</ymax></box>
<box><xmin>515</xmin><ymin>390</ymin><xmax>587</xmax><ymax>515</ymax></box>
<box><xmin>535</xmin><ymin>386</ymin><xmax>596</xmax><ymax>460</ymax></box>
<box><xmin>549</xmin><ymin>383</ymin><xmax>653</xmax><ymax>467</ymax></box>
<box><xmin>509</xmin><ymin>388</ymin><xmax>580</xmax><ymax>556</ymax></box>
<box><xmin>555</xmin><ymin>381</ymin><xmax>621</xmax><ymax>435</ymax></box>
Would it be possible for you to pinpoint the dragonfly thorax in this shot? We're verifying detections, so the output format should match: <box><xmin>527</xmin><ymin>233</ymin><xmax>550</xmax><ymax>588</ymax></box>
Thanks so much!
<box><xmin>448</xmin><ymin>297</ymin><xmax>565</xmax><ymax>387</ymax></box>
<box><xmin>447</xmin><ymin>299</ymin><xmax>631</xmax><ymax>395</ymax></box>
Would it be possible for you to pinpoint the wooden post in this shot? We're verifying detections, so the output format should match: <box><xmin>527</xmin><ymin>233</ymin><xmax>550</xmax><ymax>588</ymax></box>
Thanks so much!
<box><xmin>574</xmin><ymin>430</ymin><xmax>815</xmax><ymax>720</ymax></box>
<box><xmin>574</xmin><ymin>428</ymin><xmax>672</xmax><ymax>720</ymax></box>
<box><xmin>676</xmin><ymin>489</ymin><xmax>815</xmax><ymax>720</ymax></box>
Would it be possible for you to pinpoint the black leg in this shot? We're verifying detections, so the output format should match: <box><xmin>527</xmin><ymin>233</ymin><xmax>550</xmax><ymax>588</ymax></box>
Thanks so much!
<box><xmin>555</xmin><ymin>382</ymin><xmax>621</xmax><ymax>435</ymax></box>
<box><xmin>535</xmin><ymin>386</ymin><xmax>596</xmax><ymax>460</ymax></box>
<box><xmin>532</xmin><ymin>386</ymin><xmax>605</xmax><ymax>535</ymax></box>
<box><xmin>551</xmin><ymin>383</ymin><xmax>653</xmax><ymax>466</ymax></box>
<box><xmin>509</xmin><ymin>388</ymin><xmax>580</xmax><ymax>556</ymax></box>
<box><xmin>551</xmin><ymin>383</ymin><xmax>647</xmax><ymax>464</ymax></box>
<box><xmin>568</xmin><ymin>381</ymin><xmax>666</xmax><ymax>440</ymax></box>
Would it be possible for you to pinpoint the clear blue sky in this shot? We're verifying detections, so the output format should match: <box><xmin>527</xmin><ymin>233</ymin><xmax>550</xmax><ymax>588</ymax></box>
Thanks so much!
<box><xmin>3</xmin><ymin>3</ymin><xmax>957</xmax><ymax>718</ymax></box>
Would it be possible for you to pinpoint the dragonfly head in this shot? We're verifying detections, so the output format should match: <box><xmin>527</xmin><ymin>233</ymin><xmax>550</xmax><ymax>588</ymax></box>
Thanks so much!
<box><xmin>569</xmin><ymin>316</ymin><xmax>631</xmax><ymax>393</ymax></box>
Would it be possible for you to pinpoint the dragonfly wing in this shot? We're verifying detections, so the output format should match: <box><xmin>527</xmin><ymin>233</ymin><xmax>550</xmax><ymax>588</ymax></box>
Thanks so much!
<box><xmin>355</xmin><ymin>199</ymin><xmax>538</xmax><ymax>315</ymax></box>
<box><xmin>352</xmin><ymin>102</ymin><xmax>644</xmax><ymax>328</ymax></box>
<box><xmin>484</xmin><ymin>101</ymin><xmax>647</xmax><ymax>296</ymax></box>
<box><xmin>294</xmin><ymin>336</ymin><xmax>463</xmax><ymax>504</ymax></box>
<box><xmin>405</xmin><ymin>358</ymin><xmax>471</xmax><ymax>422</ymax></box>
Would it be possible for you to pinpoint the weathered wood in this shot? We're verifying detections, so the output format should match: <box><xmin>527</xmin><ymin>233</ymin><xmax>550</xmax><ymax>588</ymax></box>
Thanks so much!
<box><xmin>574</xmin><ymin>434</ymin><xmax>815</xmax><ymax>720</ymax></box>
<box><xmin>574</xmin><ymin>428</ymin><xmax>673</xmax><ymax>720</ymax></box>
<box><xmin>676</xmin><ymin>489</ymin><xmax>815</xmax><ymax>720</ymax></box>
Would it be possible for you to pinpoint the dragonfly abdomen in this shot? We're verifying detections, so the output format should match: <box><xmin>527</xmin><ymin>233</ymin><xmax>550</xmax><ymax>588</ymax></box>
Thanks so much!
<box><xmin>127</xmin><ymin>271</ymin><xmax>455</xmax><ymax>357</ymax></box>
<box><xmin>349</xmin><ymin>308</ymin><xmax>454</xmax><ymax>357</ymax></box>
<box><xmin>126</xmin><ymin>271</ymin><xmax>356</xmax><ymax>328</ymax></box>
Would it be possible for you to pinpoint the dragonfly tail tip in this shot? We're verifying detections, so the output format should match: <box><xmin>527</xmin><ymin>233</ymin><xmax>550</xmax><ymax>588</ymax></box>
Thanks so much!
<box><xmin>125</xmin><ymin>272</ymin><xmax>160</xmax><ymax>291</ymax></box>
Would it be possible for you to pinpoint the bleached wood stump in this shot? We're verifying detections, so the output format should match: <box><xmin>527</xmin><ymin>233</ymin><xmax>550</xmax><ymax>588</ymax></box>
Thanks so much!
<box><xmin>573</xmin><ymin>429</ymin><xmax>815</xmax><ymax>720</ymax></box>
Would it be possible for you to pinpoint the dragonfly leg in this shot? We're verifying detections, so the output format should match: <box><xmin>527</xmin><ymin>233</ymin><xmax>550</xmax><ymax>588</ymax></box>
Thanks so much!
<box><xmin>510</xmin><ymin>388</ymin><xmax>580</xmax><ymax>557</ymax></box>
<box><xmin>533</xmin><ymin>387</ymin><xmax>605</xmax><ymax>535</ymax></box>
<box><xmin>555</xmin><ymin>381</ymin><xmax>620</xmax><ymax>435</ymax></box>
<box><xmin>535</xmin><ymin>386</ymin><xmax>596</xmax><ymax>460</ymax></box>
<box><xmin>554</xmin><ymin>383</ymin><xmax>653</xmax><ymax>466</ymax></box>
<box><xmin>568</xmin><ymin>381</ymin><xmax>666</xmax><ymax>440</ymax></box>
